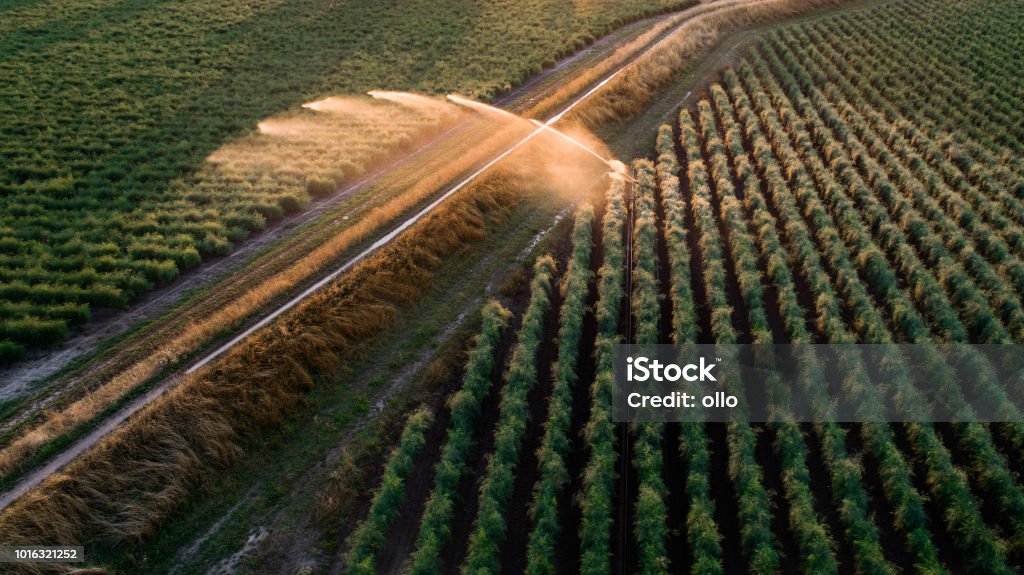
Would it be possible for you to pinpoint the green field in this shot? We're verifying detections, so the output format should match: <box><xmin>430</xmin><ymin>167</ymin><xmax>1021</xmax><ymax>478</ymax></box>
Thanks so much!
<box><xmin>0</xmin><ymin>0</ymin><xmax>688</xmax><ymax>361</ymax></box>
<box><xmin>4</xmin><ymin>0</ymin><xmax>1024</xmax><ymax>572</ymax></box>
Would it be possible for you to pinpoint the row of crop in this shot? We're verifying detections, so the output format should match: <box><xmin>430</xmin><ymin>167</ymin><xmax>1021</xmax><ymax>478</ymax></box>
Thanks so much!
<box><xmin>0</xmin><ymin>257</ymin><xmax>188</xmax><ymax>292</ymax></box>
<box><xmin>0</xmin><ymin>280</ymin><xmax>128</xmax><ymax>309</ymax></box>
<box><xmin>787</xmin><ymin>25</ymin><xmax>1024</xmax><ymax>268</ymax></box>
<box><xmin>405</xmin><ymin>301</ymin><xmax>514</xmax><ymax>575</ymax></box>
<box><xmin>754</xmin><ymin>47</ymin><xmax>1012</xmax><ymax>345</ymax></box>
<box><xmin>578</xmin><ymin>179</ymin><xmax>627</xmax><ymax>575</ymax></box>
<box><xmin>461</xmin><ymin>255</ymin><xmax>557</xmax><ymax>574</ymax></box>
<box><xmin>653</xmin><ymin>123</ymin><xmax>724</xmax><ymax>575</ymax></box>
<box><xmin>696</xmin><ymin>102</ymin><xmax>853</xmax><ymax>574</ymax></box>
<box><xmin>696</xmin><ymin>101</ymin><xmax>773</xmax><ymax>343</ymax></box>
<box><xmin>804</xmin><ymin>5</ymin><xmax>1024</xmax><ymax>177</ymax></box>
<box><xmin>733</xmin><ymin>52</ymin><xmax>1015</xmax><ymax>572</ymax></box>
<box><xmin>778</xmin><ymin>31</ymin><xmax>1024</xmax><ymax>296</ymax></box>
<box><xmin>757</xmin><ymin>41</ymin><xmax>1024</xmax><ymax>555</ymax></box>
<box><xmin>523</xmin><ymin>202</ymin><xmax>594</xmax><ymax>575</ymax></box>
<box><xmin>0</xmin><ymin>205</ymin><xmax>257</xmax><ymax>250</ymax></box>
<box><xmin>345</xmin><ymin>407</ymin><xmax>435</xmax><ymax>575</ymax></box>
<box><xmin>717</xmin><ymin>71</ymin><xmax>948</xmax><ymax>574</ymax></box>
<box><xmin>629</xmin><ymin>160</ymin><xmax>670</xmax><ymax>574</ymax></box>
<box><xmin>0</xmin><ymin>302</ymin><xmax>90</xmax><ymax>326</ymax></box>
<box><xmin>678</xmin><ymin>109</ymin><xmax>780</xmax><ymax>574</ymax></box>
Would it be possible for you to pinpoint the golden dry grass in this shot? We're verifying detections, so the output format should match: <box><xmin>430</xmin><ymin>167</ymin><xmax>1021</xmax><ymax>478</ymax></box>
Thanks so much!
<box><xmin>570</xmin><ymin>0</ymin><xmax>845</xmax><ymax>127</ymax></box>
<box><xmin>526</xmin><ymin>0</ymin><xmax>751</xmax><ymax>121</ymax></box>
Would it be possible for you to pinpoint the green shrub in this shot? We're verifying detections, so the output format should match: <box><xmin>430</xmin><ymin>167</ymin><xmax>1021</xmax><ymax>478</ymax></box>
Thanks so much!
<box><xmin>346</xmin><ymin>407</ymin><xmax>435</xmax><ymax>575</ymax></box>
<box><xmin>0</xmin><ymin>340</ymin><xmax>27</xmax><ymax>364</ymax></box>
<box><xmin>462</xmin><ymin>255</ymin><xmax>557</xmax><ymax>575</ymax></box>
<box><xmin>307</xmin><ymin>175</ymin><xmax>336</xmax><ymax>197</ymax></box>
<box><xmin>0</xmin><ymin>317</ymin><xmax>69</xmax><ymax>346</ymax></box>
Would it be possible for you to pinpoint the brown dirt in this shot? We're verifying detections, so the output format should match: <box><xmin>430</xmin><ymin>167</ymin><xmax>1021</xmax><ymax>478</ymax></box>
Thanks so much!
<box><xmin>497</xmin><ymin>226</ymin><xmax>573</xmax><ymax>574</ymax></box>
<box><xmin>751</xmin><ymin>424</ymin><xmax>801</xmax><ymax>574</ymax></box>
<box><xmin>554</xmin><ymin>195</ymin><xmax>605</xmax><ymax>574</ymax></box>
<box><xmin>844</xmin><ymin>423</ymin><xmax>918</xmax><ymax>574</ymax></box>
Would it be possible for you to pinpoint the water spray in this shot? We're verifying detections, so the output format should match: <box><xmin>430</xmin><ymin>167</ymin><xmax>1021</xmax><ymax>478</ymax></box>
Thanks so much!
<box><xmin>368</xmin><ymin>90</ymin><xmax>447</xmax><ymax>110</ymax></box>
<box><xmin>446</xmin><ymin>94</ymin><xmax>635</xmax><ymax>182</ymax></box>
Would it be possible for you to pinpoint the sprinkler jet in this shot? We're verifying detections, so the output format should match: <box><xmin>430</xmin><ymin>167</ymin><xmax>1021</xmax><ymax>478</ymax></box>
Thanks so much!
<box><xmin>444</xmin><ymin>94</ymin><xmax>636</xmax><ymax>183</ymax></box>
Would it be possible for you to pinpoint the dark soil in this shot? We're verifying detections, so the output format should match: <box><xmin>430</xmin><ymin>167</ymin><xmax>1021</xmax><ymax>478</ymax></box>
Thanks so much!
<box><xmin>499</xmin><ymin>221</ymin><xmax>575</xmax><ymax>574</ymax></box>
<box><xmin>889</xmin><ymin>423</ymin><xmax>968</xmax><ymax>574</ymax></box>
<box><xmin>556</xmin><ymin>195</ymin><xmax>606</xmax><ymax>574</ymax></box>
<box><xmin>752</xmin><ymin>424</ymin><xmax>802</xmax><ymax>574</ymax></box>
<box><xmin>615</xmin><ymin>423</ymin><xmax>639</xmax><ymax>574</ymax></box>
<box><xmin>662</xmin><ymin>423</ymin><xmax>691</xmax><ymax>572</ymax></box>
<box><xmin>706</xmin><ymin>423</ymin><xmax>746</xmax><ymax>574</ymax></box>
<box><xmin>845</xmin><ymin>423</ymin><xmax>918</xmax><ymax>574</ymax></box>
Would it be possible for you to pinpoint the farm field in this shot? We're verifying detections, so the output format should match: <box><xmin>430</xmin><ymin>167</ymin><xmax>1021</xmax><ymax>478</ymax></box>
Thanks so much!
<box><xmin>0</xmin><ymin>0</ymin><xmax>692</xmax><ymax>362</ymax></box>
<box><xmin>1</xmin><ymin>0</ymin><xmax>1023</xmax><ymax>572</ymax></box>
<box><xmin>336</xmin><ymin>0</ymin><xmax>1024</xmax><ymax>573</ymax></box>
<box><xmin>0</xmin><ymin>0</ymin><xmax>845</xmax><ymax>503</ymax></box>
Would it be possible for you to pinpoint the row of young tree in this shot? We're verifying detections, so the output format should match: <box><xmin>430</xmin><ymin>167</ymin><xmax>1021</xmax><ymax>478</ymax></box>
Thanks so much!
<box><xmin>403</xmin><ymin>301</ymin><xmax>512</xmax><ymax>575</ymax></box>
<box><xmin>720</xmin><ymin>29</ymin><xmax>1024</xmax><ymax>568</ymax></box>
<box><xmin>339</xmin><ymin>2</ymin><xmax>1024</xmax><ymax>573</ymax></box>
<box><xmin>524</xmin><ymin>203</ymin><xmax>595</xmax><ymax>574</ymax></box>
<box><xmin>629</xmin><ymin>160</ymin><xmax>671</xmax><ymax>574</ymax></box>
<box><xmin>578</xmin><ymin>179</ymin><xmax>627</xmax><ymax>575</ymax></box>
<box><xmin>747</xmin><ymin>39</ymin><xmax>1024</xmax><ymax>557</ymax></box>
<box><xmin>461</xmin><ymin>255</ymin><xmax>557</xmax><ymax>574</ymax></box>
